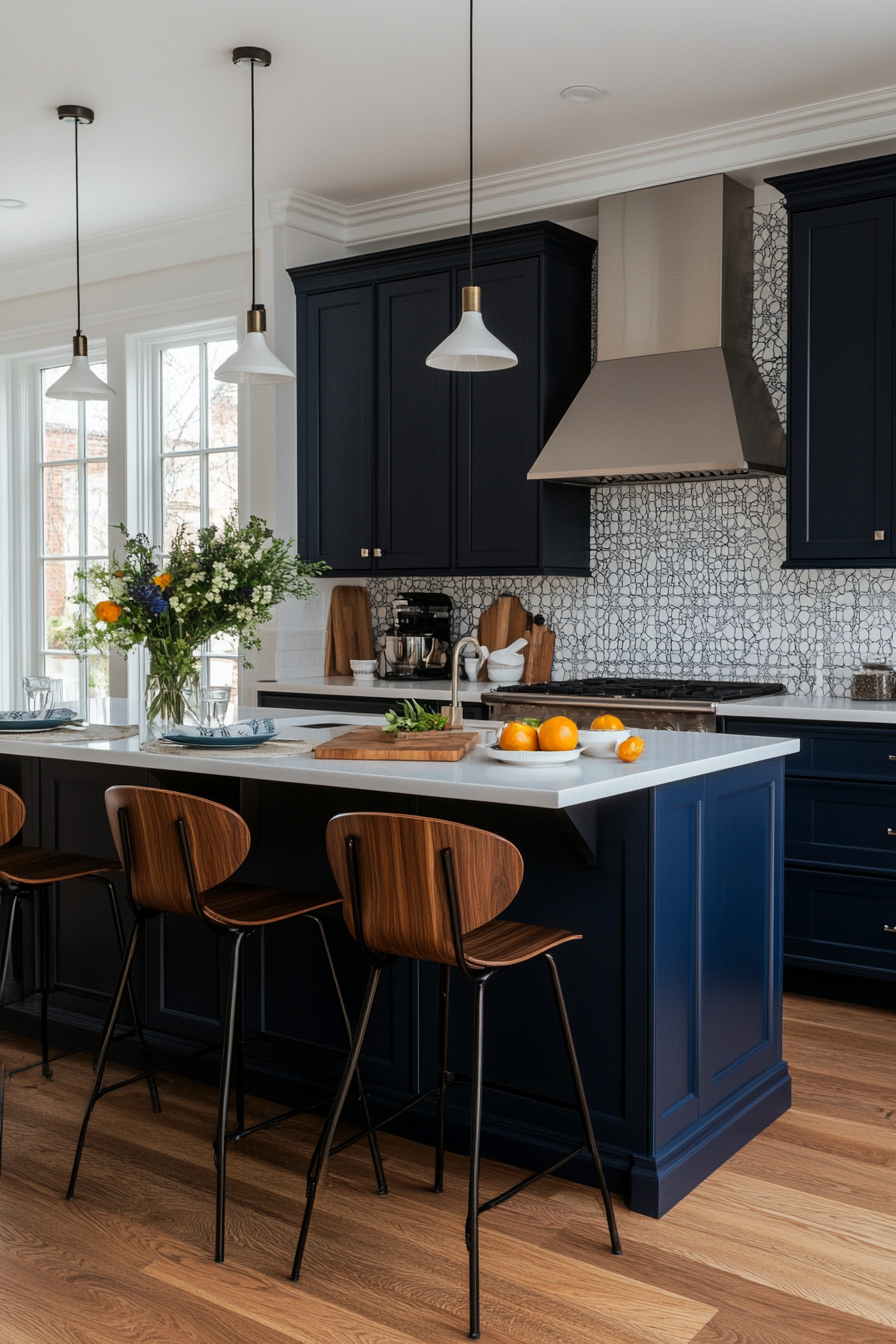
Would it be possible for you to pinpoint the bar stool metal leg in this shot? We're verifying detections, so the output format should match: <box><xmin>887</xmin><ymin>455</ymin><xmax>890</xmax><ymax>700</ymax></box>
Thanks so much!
<box><xmin>291</xmin><ymin>962</ymin><xmax>384</xmax><ymax>1282</ymax></box>
<box><xmin>38</xmin><ymin>889</ymin><xmax>52</xmax><ymax>1080</ymax></box>
<box><xmin>99</xmin><ymin>877</ymin><xmax>161</xmax><ymax>1114</ymax></box>
<box><xmin>0</xmin><ymin>886</ymin><xmax>22</xmax><ymax>1175</ymax></box>
<box><xmin>545</xmin><ymin>954</ymin><xmax>621</xmax><ymax>1255</ymax></box>
<box><xmin>466</xmin><ymin>977</ymin><xmax>487</xmax><ymax>1340</ymax></box>
<box><xmin>67</xmin><ymin>914</ymin><xmax>144</xmax><ymax>1201</ymax></box>
<box><xmin>306</xmin><ymin>913</ymin><xmax>387</xmax><ymax>1197</ymax></box>
<box><xmin>215</xmin><ymin>930</ymin><xmax>246</xmax><ymax>1263</ymax></box>
<box><xmin>434</xmin><ymin>962</ymin><xmax>450</xmax><ymax>1194</ymax></box>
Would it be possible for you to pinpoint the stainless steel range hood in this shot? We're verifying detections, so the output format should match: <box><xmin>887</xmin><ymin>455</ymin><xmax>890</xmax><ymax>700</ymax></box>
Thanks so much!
<box><xmin>528</xmin><ymin>174</ymin><xmax>785</xmax><ymax>486</ymax></box>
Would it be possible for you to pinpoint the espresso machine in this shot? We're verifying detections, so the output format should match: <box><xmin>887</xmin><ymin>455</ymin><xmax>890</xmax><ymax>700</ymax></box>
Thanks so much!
<box><xmin>381</xmin><ymin>593</ymin><xmax>452</xmax><ymax>678</ymax></box>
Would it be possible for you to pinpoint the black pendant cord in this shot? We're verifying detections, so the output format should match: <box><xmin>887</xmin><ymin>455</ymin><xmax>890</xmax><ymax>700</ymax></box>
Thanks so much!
<box><xmin>74</xmin><ymin>117</ymin><xmax>82</xmax><ymax>336</ymax></box>
<box><xmin>468</xmin><ymin>0</ymin><xmax>474</xmax><ymax>287</ymax></box>
<box><xmin>250</xmin><ymin>59</ymin><xmax>257</xmax><ymax>310</ymax></box>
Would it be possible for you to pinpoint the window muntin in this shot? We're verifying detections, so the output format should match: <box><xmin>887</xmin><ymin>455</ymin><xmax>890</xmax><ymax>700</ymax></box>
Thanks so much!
<box><xmin>159</xmin><ymin>338</ymin><xmax>239</xmax><ymax>706</ymax></box>
<box><xmin>40</xmin><ymin>365</ymin><xmax>109</xmax><ymax>705</ymax></box>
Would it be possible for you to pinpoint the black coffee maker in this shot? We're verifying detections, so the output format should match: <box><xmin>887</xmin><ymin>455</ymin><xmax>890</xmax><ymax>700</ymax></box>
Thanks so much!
<box><xmin>381</xmin><ymin>593</ymin><xmax>453</xmax><ymax>678</ymax></box>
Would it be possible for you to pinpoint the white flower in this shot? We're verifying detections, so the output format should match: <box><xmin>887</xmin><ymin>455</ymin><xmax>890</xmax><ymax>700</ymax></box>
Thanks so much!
<box><xmin>96</xmin><ymin>620</ymin><xmax>107</xmax><ymax>631</ymax></box>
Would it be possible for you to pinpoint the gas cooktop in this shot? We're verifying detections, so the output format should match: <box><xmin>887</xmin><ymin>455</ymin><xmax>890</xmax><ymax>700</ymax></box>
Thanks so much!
<box><xmin>484</xmin><ymin>677</ymin><xmax>785</xmax><ymax>703</ymax></box>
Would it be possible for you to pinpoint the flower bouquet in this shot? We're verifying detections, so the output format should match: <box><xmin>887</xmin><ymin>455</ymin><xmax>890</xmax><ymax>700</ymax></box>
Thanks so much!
<box><xmin>69</xmin><ymin>515</ymin><xmax>327</xmax><ymax>732</ymax></box>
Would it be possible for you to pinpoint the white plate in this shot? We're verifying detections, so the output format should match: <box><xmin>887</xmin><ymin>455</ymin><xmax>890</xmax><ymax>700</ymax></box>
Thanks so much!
<box><xmin>484</xmin><ymin>745</ymin><xmax>584</xmax><ymax>767</ymax></box>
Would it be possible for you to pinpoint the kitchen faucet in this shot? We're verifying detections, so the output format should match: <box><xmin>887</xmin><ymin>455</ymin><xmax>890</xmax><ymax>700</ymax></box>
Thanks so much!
<box><xmin>447</xmin><ymin>635</ymin><xmax>484</xmax><ymax>729</ymax></box>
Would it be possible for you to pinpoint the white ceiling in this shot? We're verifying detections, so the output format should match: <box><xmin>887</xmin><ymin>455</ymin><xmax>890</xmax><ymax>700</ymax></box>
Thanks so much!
<box><xmin>3</xmin><ymin>0</ymin><xmax>896</xmax><ymax>264</ymax></box>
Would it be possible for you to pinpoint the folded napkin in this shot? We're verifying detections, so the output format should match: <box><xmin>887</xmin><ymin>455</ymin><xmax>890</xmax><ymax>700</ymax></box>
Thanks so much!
<box><xmin>164</xmin><ymin>717</ymin><xmax>277</xmax><ymax>740</ymax></box>
<box><xmin>0</xmin><ymin>708</ymin><xmax>77</xmax><ymax>722</ymax></box>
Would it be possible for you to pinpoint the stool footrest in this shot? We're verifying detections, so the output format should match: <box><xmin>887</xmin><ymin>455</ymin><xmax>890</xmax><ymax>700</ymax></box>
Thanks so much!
<box><xmin>7</xmin><ymin>1027</ymin><xmax>141</xmax><ymax>1079</ymax></box>
<box><xmin>476</xmin><ymin>1143</ymin><xmax>587</xmax><ymax>1217</ymax></box>
<box><xmin>225</xmin><ymin>1094</ymin><xmax>331</xmax><ymax>1146</ymax></box>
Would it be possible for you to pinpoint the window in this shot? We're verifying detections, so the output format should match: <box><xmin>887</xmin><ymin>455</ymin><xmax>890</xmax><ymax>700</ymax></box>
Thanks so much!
<box><xmin>39</xmin><ymin>363</ymin><xmax>109</xmax><ymax>705</ymax></box>
<box><xmin>158</xmin><ymin>338</ymin><xmax>239</xmax><ymax>702</ymax></box>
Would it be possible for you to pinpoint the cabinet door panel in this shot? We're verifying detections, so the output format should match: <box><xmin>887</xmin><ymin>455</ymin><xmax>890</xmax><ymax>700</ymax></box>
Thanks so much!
<box><xmin>789</xmin><ymin>198</ymin><xmax>894</xmax><ymax>560</ymax></box>
<box><xmin>456</xmin><ymin>257</ymin><xmax>541</xmax><ymax>571</ymax></box>
<box><xmin>785</xmin><ymin>868</ymin><xmax>896</xmax><ymax>973</ymax></box>
<box><xmin>376</xmin><ymin>274</ymin><xmax>453</xmax><ymax>571</ymax></box>
<box><xmin>302</xmin><ymin>287</ymin><xmax>374</xmax><ymax>572</ymax></box>
<box><xmin>787</xmin><ymin>780</ymin><xmax>896</xmax><ymax>871</ymax></box>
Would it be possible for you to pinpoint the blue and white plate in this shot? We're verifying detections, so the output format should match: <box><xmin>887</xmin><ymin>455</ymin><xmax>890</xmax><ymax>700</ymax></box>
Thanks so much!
<box><xmin>161</xmin><ymin>717</ymin><xmax>278</xmax><ymax>749</ymax></box>
<box><xmin>0</xmin><ymin>708</ymin><xmax>79</xmax><ymax>732</ymax></box>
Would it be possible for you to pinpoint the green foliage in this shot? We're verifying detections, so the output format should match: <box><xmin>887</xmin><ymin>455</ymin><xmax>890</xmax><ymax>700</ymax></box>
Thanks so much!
<box><xmin>382</xmin><ymin>699</ymin><xmax>448</xmax><ymax>734</ymax></box>
<box><xmin>68</xmin><ymin>513</ymin><xmax>328</xmax><ymax>672</ymax></box>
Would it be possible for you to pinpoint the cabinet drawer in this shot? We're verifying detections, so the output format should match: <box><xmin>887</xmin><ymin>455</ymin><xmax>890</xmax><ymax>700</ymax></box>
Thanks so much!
<box><xmin>787</xmin><ymin>780</ymin><xmax>896</xmax><ymax>871</ymax></box>
<box><xmin>785</xmin><ymin>868</ymin><xmax>896</xmax><ymax>973</ymax></box>
<box><xmin>723</xmin><ymin>718</ymin><xmax>896</xmax><ymax>782</ymax></box>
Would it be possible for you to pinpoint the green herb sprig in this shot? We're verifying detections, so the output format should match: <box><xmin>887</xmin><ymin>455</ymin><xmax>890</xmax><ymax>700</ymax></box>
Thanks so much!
<box><xmin>383</xmin><ymin>700</ymin><xmax>448</xmax><ymax>734</ymax></box>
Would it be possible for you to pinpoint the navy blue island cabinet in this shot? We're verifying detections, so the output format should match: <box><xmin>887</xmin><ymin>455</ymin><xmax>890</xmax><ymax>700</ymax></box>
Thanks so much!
<box><xmin>288</xmin><ymin>221</ymin><xmax>595</xmax><ymax>577</ymax></box>
<box><xmin>0</xmin><ymin>749</ymin><xmax>789</xmax><ymax>1218</ymax></box>
<box><xmin>768</xmin><ymin>154</ymin><xmax>896</xmax><ymax>568</ymax></box>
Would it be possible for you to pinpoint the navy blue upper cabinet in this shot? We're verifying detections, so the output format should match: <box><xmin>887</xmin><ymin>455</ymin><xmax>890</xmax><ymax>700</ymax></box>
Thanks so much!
<box><xmin>289</xmin><ymin>222</ymin><xmax>595</xmax><ymax>577</ymax></box>
<box><xmin>768</xmin><ymin>156</ymin><xmax>896</xmax><ymax>567</ymax></box>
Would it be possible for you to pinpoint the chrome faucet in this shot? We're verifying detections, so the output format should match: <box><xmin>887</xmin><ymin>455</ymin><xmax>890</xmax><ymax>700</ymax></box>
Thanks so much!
<box><xmin>447</xmin><ymin>635</ymin><xmax>484</xmax><ymax>730</ymax></box>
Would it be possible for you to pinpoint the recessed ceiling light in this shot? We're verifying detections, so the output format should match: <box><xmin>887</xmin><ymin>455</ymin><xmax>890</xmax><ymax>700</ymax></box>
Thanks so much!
<box><xmin>560</xmin><ymin>86</ymin><xmax>604</xmax><ymax>103</ymax></box>
<box><xmin>0</xmin><ymin>198</ymin><xmax>28</xmax><ymax>209</ymax></box>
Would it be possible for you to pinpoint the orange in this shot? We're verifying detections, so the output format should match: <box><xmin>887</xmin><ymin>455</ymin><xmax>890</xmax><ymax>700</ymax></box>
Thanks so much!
<box><xmin>616</xmin><ymin>735</ymin><xmax>645</xmax><ymax>762</ymax></box>
<box><xmin>499</xmin><ymin>721</ymin><xmax>539</xmax><ymax>752</ymax></box>
<box><xmin>537</xmin><ymin>716</ymin><xmax>578</xmax><ymax>752</ymax></box>
<box><xmin>591</xmin><ymin>714</ymin><xmax>625</xmax><ymax>731</ymax></box>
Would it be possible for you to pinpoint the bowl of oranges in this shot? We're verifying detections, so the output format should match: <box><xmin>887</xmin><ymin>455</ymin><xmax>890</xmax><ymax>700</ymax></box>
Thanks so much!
<box><xmin>579</xmin><ymin>714</ymin><xmax>646</xmax><ymax>762</ymax></box>
<box><xmin>485</xmin><ymin>716</ymin><xmax>584</xmax><ymax>767</ymax></box>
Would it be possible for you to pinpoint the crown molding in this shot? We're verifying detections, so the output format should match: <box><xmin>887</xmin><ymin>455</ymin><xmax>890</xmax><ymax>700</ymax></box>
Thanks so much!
<box><xmin>0</xmin><ymin>204</ymin><xmax>250</xmax><ymax>304</ymax></box>
<box><xmin>5</xmin><ymin>80</ymin><xmax>896</xmax><ymax>297</ymax></box>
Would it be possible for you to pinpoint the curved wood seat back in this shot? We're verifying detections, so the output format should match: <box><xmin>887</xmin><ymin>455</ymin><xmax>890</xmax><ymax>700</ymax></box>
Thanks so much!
<box><xmin>105</xmin><ymin>786</ymin><xmax>251</xmax><ymax>917</ymax></box>
<box><xmin>326</xmin><ymin>812</ymin><xmax>524</xmax><ymax>964</ymax></box>
<box><xmin>0</xmin><ymin>785</ymin><xmax>26</xmax><ymax>849</ymax></box>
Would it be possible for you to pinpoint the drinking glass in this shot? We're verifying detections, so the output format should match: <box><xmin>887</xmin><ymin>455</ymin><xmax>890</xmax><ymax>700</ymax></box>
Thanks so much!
<box><xmin>199</xmin><ymin>686</ymin><xmax>231</xmax><ymax>728</ymax></box>
<box><xmin>23</xmin><ymin>675</ymin><xmax>55</xmax><ymax>713</ymax></box>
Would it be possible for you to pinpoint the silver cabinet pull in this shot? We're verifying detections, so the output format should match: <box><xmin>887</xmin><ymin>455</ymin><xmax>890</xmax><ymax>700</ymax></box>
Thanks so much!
<box><xmin>888</xmin><ymin>829</ymin><xmax>896</xmax><ymax>836</ymax></box>
<box><xmin>360</xmin><ymin>548</ymin><xmax>369</xmax><ymax>557</ymax></box>
<box><xmin>875</xmin><ymin>530</ymin><xmax>886</xmax><ymax>540</ymax></box>
<box><xmin>889</xmin><ymin>756</ymin><xmax>896</xmax><ymax>761</ymax></box>
<box><xmin>373</xmin><ymin>548</ymin><xmax>383</xmax><ymax>557</ymax></box>
<box><xmin>885</xmin><ymin>925</ymin><xmax>896</xmax><ymax>933</ymax></box>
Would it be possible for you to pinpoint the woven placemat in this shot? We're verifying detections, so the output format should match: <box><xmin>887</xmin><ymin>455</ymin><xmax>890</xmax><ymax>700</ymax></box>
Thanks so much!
<box><xmin>140</xmin><ymin>738</ymin><xmax>315</xmax><ymax>761</ymax></box>
<box><xmin>0</xmin><ymin>723</ymin><xmax>139</xmax><ymax>743</ymax></box>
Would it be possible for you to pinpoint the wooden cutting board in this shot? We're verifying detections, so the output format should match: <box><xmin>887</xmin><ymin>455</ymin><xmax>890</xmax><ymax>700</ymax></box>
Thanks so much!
<box><xmin>476</xmin><ymin>595</ymin><xmax>555</xmax><ymax>684</ymax></box>
<box><xmin>325</xmin><ymin>586</ymin><xmax>376</xmax><ymax>675</ymax></box>
<box><xmin>314</xmin><ymin>726</ymin><xmax>479</xmax><ymax>761</ymax></box>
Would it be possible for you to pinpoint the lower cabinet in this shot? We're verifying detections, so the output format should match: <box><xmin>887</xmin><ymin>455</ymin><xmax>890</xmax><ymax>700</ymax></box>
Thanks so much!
<box><xmin>720</xmin><ymin>716</ymin><xmax>896</xmax><ymax>981</ymax></box>
<box><xmin>256</xmin><ymin>689</ymin><xmax>489</xmax><ymax>719</ymax></box>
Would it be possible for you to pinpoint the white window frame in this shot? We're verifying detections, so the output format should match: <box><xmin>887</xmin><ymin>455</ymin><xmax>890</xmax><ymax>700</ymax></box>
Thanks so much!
<box><xmin>129</xmin><ymin>319</ymin><xmax>241</xmax><ymax>704</ymax></box>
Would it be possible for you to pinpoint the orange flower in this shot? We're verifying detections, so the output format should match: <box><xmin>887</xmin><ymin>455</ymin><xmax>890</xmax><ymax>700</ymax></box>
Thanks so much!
<box><xmin>95</xmin><ymin>601</ymin><xmax>122</xmax><ymax>623</ymax></box>
<box><xmin>153</xmin><ymin>573</ymin><xmax>172</xmax><ymax>589</ymax></box>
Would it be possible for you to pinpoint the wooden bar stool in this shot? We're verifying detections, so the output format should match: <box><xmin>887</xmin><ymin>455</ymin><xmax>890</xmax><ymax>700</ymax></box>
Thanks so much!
<box><xmin>66</xmin><ymin>785</ymin><xmax>386</xmax><ymax>1262</ymax></box>
<box><xmin>0</xmin><ymin>784</ymin><xmax>160</xmax><ymax>1171</ymax></box>
<box><xmin>291</xmin><ymin>811</ymin><xmax>621</xmax><ymax>1340</ymax></box>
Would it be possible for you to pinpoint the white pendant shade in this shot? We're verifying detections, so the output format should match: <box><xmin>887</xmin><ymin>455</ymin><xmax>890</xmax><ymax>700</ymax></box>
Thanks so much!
<box><xmin>45</xmin><ymin>352</ymin><xmax>116</xmax><ymax>401</ymax></box>
<box><xmin>214</xmin><ymin>330</ymin><xmax>295</xmax><ymax>384</ymax></box>
<box><xmin>426</xmin><ymin>309</ymin><xmax>518</xmax><ymax>372</ymax></box>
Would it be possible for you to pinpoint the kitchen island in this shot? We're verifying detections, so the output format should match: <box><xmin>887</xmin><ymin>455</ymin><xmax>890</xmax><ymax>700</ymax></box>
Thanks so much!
<box><xmin>0</xmin><ymin>712</ymin><xmax>799</xmax><ymax>1217</ymax></box>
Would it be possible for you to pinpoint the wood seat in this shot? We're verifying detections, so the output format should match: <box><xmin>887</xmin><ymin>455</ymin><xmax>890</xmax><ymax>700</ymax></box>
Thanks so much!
<box><xmin>0</xmin><ymin>845</ymin><xmax>121</xmax><ymax>885</ymax></box>
<box><xmin>462</xmin><ymin>918</ymin><xmax>580</xmax><ymax>967</ymax></box>
<box><xmin>0</xmin><ymin>784</ymin><xmax>156</xmax><ymax>1173</ymax></box>
<box><xmin>65</xmin><ymin>784</ymin><xmax>385</xmax><ymax>1265</ymax></box>
<box><xmin>201</xmin><ymin>882</ymin><xmax>338</xmax><ymax>927</ymax></box>
<box><xmin>290</xmin><ymin>811</ymin><xmax>621</xmax><ymax>1340</ymax></box>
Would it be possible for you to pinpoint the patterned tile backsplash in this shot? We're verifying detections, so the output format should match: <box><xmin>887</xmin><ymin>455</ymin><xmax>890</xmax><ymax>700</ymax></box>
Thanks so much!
<box><xmin>367</xmin><ymin>203</ymin><xmax>896</xmax><ymax>698</ymax></box>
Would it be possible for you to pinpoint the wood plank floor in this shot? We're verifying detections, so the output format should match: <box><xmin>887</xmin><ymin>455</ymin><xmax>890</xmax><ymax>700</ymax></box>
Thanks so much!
<box><xmin>0</xmin><ymin>993</ymin><xmax>893</xmax><ymax>1344</ymax></box>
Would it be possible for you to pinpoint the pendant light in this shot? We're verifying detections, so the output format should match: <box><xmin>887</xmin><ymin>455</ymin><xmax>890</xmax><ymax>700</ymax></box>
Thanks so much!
<box><xmin>426</xmin><ymin>0</ymin><xmax>517</xmax><ymax>372</ymax></box>
<box><xmin>215</xmin><ymin>47</ymin><xmax>294</xmax><ymax>385</ymax></box>
<box><xmin>46</xmin><ymin>107</ymin><xmax>116</xmax><ymax>400</ymax></box>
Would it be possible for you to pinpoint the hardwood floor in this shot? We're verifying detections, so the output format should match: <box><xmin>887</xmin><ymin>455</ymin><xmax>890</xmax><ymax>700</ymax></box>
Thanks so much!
<box><xmin>0</xmin><ymin>993</ymin><xmax>893</xmax><ymax>1344</ymax></box>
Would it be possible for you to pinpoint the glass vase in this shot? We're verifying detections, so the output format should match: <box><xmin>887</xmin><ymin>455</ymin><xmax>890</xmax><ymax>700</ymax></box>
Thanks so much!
<box><xmin>144</xmin><ymin>660</ymin><xmax>200</xmax><ymax>737</ymax></box>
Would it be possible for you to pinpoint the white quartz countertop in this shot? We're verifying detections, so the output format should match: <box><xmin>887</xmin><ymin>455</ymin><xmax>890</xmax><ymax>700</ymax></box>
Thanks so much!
<box><xmin>256</xmin><ymin>676</ymin><xmax>484</xmax><ymax>703</ymax></box>
<box><xmin>0</xmin><ymin>708</ymin><xmax>799</xmax><ymax>810</ymax></box>
<box><xmin>721</xmin><ymin>693</ymin><xmax>896</xmax><ymax>725</ymax></box>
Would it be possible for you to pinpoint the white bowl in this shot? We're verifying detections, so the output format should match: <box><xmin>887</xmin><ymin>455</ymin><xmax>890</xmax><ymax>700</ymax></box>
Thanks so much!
<box><xmin>580</xmin><ymin>728</ymin><xmax>632</xmax><ymax>758</ymax></box>
<box><xmin>350</xmin><ymin>659</ymin><xmax>377</xmax><ymax>673</ymax></box>
<box><xmin>484</xmin><ymin>744</ymin><xmax>584</xmax><ymax>768</ymax></box>
<box><xmin>487</xmin><ymin>665</ymin><xmax>524</xmax><ymax>684</ymax></box>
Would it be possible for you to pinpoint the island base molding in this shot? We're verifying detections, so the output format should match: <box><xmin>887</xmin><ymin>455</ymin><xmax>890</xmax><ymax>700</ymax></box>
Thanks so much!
<box><xmin>0</xmin><ymin>752</ymin><xmax>788</xmax><ymax>1218</ymax></box>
